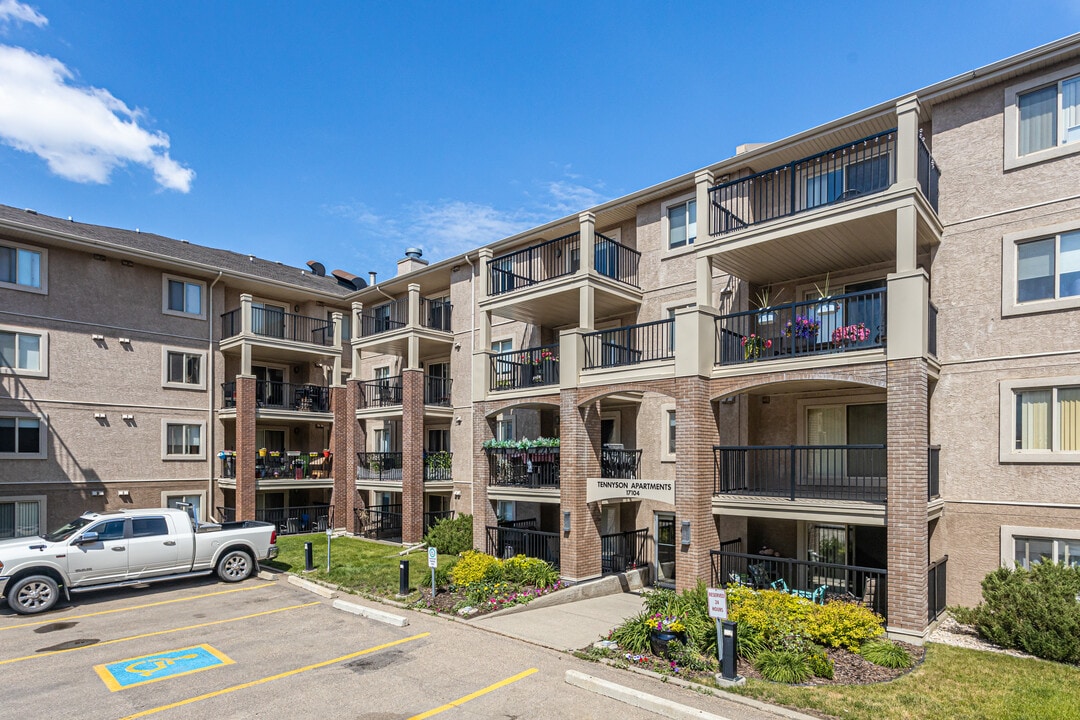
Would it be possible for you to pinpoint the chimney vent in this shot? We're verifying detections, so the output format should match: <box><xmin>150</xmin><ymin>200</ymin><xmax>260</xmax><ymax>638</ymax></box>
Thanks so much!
<box><xmin>405</xmin><ymin>247</ymin><xmax>423</xmax><ymax>260</ymax></box>
<box><xmin>306</xmin><ymin>260</ymin><xmax>326</xmax><ymax>276</ymax></box>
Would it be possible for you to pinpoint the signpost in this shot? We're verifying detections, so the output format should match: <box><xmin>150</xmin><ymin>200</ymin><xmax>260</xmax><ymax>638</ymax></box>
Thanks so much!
<box><xmin>428</xmin><ymin>546</ymin><xmax>438</xmax><ymax>597</ymax></box>
<box><xmin>707</xmin><ymin>587</ymin><xmax>741</xmax><ymax>683</ymax></box>
<box><xmin>326</xmin><ymin>527</ymin><xmax>332</xmax><ymax>572</ymax></box>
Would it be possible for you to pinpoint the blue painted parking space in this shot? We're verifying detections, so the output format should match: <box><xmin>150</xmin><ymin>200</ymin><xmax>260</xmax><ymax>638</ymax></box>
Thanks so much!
<box><xmin>94</xmin><ymin>644</ymin><xmax>234</xmax><ymax>691</ymax></box>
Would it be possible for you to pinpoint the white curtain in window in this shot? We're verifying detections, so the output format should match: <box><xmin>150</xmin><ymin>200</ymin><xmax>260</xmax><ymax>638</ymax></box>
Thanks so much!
<box><xmin>1019</xmin><ymin>85</ymin><xmax>1057</xmax><ymax>155</ymax></box>
<box><xmin>1063</xmin><ymin>77</ymin><xmax>1080</xmax><ymax>143</ymax></box>
<box><xmin>1017</xmin><ymin>390</ymin><xmax>1051</xmax><ymax>450</ymax></box>
<box><xmin>1058</xmin><ymin>387</ymin><xmax>1080</xmax><ymax>452</ymax></box>
<box><xmin>15</xmin><ymin>501</ymin><xmax>38</xmax><ymax>537</ymax></box>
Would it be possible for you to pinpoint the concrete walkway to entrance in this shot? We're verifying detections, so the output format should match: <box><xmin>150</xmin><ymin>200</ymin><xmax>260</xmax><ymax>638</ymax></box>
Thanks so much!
<box><xmin>471</xmin><ymin>589</ymin><xmax>646</xmax><ymax>651</ymax></box>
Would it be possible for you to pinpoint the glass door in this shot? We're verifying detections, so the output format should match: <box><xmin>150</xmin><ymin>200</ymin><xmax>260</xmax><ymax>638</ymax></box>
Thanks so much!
<box><xmin>655</xmin><ymin>512</ymin><xmax>676</xmax><ymax>588</ymax></box>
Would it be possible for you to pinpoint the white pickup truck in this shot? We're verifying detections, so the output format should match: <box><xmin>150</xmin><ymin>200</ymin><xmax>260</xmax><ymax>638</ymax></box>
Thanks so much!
<box><xmin>0</xmin><ymin>507</ymin><xmax>278</xmax><ymax>614</ymax></box>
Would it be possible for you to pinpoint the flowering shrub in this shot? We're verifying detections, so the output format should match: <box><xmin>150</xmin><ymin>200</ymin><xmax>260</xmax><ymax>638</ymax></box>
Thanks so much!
<box><xmin>807</xmin><ymin>600</ymin><xmax>884</xmax><ymax>650</ymax></box>
<box><xmin>741</xmin><ymin>333</ymin><xmax>772</xmax><ymax>360</ymax></box>
<box><xmin>645</xmin><ymin>614</ymin><xmax>686</xmax><ymax>633</ymax></box>
<box><xmin>784</xmin><ymin>315</ymin><xmax>820</xmax><ymax>340</ymax></box>
<box><xmin>832</xmin><ymin>322</ymin><xmax>871</xmax><ymax>346</ymax></box>
<box><xmin>449</xmin><ymin>551</ymin><xmax>502</xmax><ymax>586</ymax></box>
<box><xmin>482</xmin><ymin>437</ymin><xmax>560</xmax><ymax>450</ymax></box>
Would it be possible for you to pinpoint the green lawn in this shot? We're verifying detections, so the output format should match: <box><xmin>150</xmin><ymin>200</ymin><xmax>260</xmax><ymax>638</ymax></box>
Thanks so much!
<box><xmin>727</xmin><ymin>643</ymin><xmax>1080</xmax><ymax>720</ymax></box>
<box><xmin>266</xmin><ymin>533</ymin><xmax>454</xmax><ymax>599</ymax></box>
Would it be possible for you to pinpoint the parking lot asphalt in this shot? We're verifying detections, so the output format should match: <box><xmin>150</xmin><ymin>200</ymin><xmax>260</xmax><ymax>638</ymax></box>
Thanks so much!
<box><xmin>0</xmin><ymin>576</ymin><xmax>783</xmax><ymax>720</ymax></box>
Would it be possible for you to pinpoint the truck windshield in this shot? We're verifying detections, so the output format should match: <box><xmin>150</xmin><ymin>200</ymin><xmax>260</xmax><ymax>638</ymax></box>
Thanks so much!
<box><xmin>44</xmin><ymin>517</ymin><xmax>93</xmax><ymax>542</ymax></box>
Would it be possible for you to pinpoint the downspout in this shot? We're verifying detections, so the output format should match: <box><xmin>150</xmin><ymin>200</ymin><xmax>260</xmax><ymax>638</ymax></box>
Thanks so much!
<box><xmin>207</xmin><ymin>271</ymin><xmax>223</xmax><ymax>521</ymax></box>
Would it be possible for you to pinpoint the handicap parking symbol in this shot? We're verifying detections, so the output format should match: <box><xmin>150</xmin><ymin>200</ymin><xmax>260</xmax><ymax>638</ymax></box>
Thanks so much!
<box><xmin>94</xmin><ymin>644</ymin><xmax>234</xmax><ymax>691</ymax></box>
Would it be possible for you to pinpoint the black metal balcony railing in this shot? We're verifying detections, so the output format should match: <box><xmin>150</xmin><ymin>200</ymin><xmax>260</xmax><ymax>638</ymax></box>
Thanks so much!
<box><xmin>487</xmin><ymin>232</ymin><xmax>642</xmax><ymax>296</ymax></box>
<box><xmin>360</xmin><ymin>297</ymin><xmax>408</xmax><ymax>337</ymax></box>
<box><xmin>928</xmin><ymin>445</ymin><xmax>941</xmax><ymax>500</ymax></box>
<box><xmin>601</xmin><ymin>528</ymin><xmax>650</xmax><ymax>575</ymax></box>
<box><xmin>222</xmin><ymin>381</ymin><xmax>330</xmax><ymax>413</ymax></box>
<box><xmin>917</xmin><ymin>133</ymin><xmax>941</xmax><ymax>212</ymax></box>
<box><xmin>714</xmin><ymin>445</ymin><xmax>888</xmax><ymax>502</ymax></box>
<box><xmin>601</xmin><ymin>448</ymin><xmax>643</xmax><ymax>479</ymax></box>
<box><xmin>424</xmin><ymin>375</ymin><xmax>452</xmax><ymax>406</ymax></box>
<box><xmin>420</xmin><ymin>298</ymin><xmax>453</xmax><ymax>332</ymax></box>
<box><xmin>220</xmin><ymin>450</ymin><xmax>334</xmax><ymax>480</ymax></box>
<box><xmin>709</xmin><ymin>130</ymin><xmax>897</xmax><ymax>236</ymax></box>
<box><xmin>356</xmin><ymin>451</ymin><xmax>403</xmax><ymax>481</ymax></box>
<box><xmin>358</xmin><ymin>505</ymin><xmax>402</xmax><ymax>540</ymax></box>
<box><xmin>490</xmin><ymin>344</ymin><xmax>560</xmax><ymax>391</ymax></box>
<box><xmin>221</xmin><ymin>309</ymin><xmax>240</xmax><ymax>339</ymax></box>
<box><xmin>715</xmin><ymin>288</ymin><xmax>886</xmax><ymax>366</ymax></box>
<box><xmin>583</xmin><ymin>318</ymin><xmax>675</xmax><ymax>370</ymax></box>
<box><xmin>424</xmin><ymin>451</ymin><xmax>453</xmax><ymax>481</ymax></box>
<box><xmin>486</xmin><ymin>447</ymin><xmax>560</xmax><ymax>489</ymax></box>
<box><xmin>486</xmin><ymin>525</ymin><xmax>560</xmax><ymax>566</ymax></box>
<box><xmin>257</xmin><ymin>307</ymin><xmax>335</xmax><ymax>345</ymax></box>
<box><xmin>358</xmin><ymin>376</ymin><xmax>403</xmax><ymax>408</ymax></box>
<box><xmin>216</xmin><ymin>505</ymin><xmax>333</xmax><ymax>534</ymax></box>
<box><xmin>928</xmin><ymin>555</ymin><xmax>948</xmax><ymax>623</ymax></box>
<box><xmin>711</xmin><ymin>548</ymin><xmax>888</xmax><ymax>619</ymax></box>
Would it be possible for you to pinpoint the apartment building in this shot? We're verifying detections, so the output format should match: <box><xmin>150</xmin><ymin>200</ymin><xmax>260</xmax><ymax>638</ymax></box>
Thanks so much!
<box><xmin>4</xmin><ymin>36</ymin><xmax>1080</xmax><ymax>642</ymax></box>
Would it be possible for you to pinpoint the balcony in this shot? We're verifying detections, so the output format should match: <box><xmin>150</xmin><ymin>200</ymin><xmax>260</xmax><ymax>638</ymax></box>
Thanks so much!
<box><xmin>715</xmin><ymin>288</ymin><xmax>886</xmax><ymax>367</ymax></box>
<box><xmin>485</xmin><ymin>524</ymin><xmax>560</xmax><ymax>566</ymax></box>
<box><xmin>358</xmin><ymin>376</ymin><xmax>402</xmax><ymax>409</ymax></box>
<box><xmin>359</xmin><ymin>297</ymin><xmax>408</xmax><ymax>337</ymax></box>
<box><xmin>714</xmin><ymin>445</ymin><xmax>887</xmax><ymax>502</ymax></box>
<box><xmin>220</xmin><ymin>306</ymin><xmax>336</xmax><ymax>357</ymax></box>
<box><xmin>356</xmin><ymin>451</ymin><xmax>402</xmax><ymax>481</ymax></box>
<box><xmin>219</xmin><ymin>450</ymin><xmax>333</xmax><ymax>481</ymax></box>
<box><xmin>601</xmin><ymin>528</ymin><xmax>650</xmax><ymax>575</ymax></box>
<box><xmin>601</xmin><ymin>447</ymin><xmax>642</xmax><ymax>479</ymax></box>
<box><xmin>490</xmin><ymin>344</ymin><xmax>559</xmax><ymax>392</ymax></box>
<box><xmin>486</xmin><ymin>446</ymin><xmax>560</xmax><ymax>489</ymax></box>
<box><xmin>583</xmin><ymin>318</ymin><xmax>674</xmax><ymax>370</ymax></box>
<box><xmin>217</xmin><ymin>504</ymin><xmax>332</xmax><ymax>534</ymax></box>
<box><xmin>221</xmin><ymin>381</ymin><xmax>330</xmax><ymax>413</ymax></box>
<box><xmin>424</xmin><ymin>375</ymin><xmax>452</xmax><ymax>406</ymax></box>
<box><xmin>353</xmin><ymin>292</ymin><xmax>452</xmax><ymax>357</ymax></box>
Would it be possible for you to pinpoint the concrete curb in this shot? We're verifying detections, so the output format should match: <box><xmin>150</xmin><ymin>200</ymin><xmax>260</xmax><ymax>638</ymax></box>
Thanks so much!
<box><xmin>287</xmin><ymin>575</ymin><xmax>337</xmax><ymax>599</ymax></box>
<box><xmin>565</xmin><ymin>670</ymin><xmax>731</xmax><ymax>720</ymax></box>
<box><xmin>332</xmin><ymin>599</ymin><xmax>409</xmax><ymax>627</ymax></box>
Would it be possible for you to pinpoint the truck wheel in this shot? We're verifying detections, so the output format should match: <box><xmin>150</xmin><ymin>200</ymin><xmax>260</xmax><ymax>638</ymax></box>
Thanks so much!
<box><xmin>216</xmin><ymin>550</ymin><xmax>253</xmax><ymax>582</ymax></box>
<box><xmin>8</xmin><ymin>575</ymin><xmax>60</xmax><ymax>615</ymax></box>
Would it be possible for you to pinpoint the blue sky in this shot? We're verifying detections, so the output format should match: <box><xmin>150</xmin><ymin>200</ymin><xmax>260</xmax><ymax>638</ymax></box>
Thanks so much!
<box><xmin>0</xmin><ymin>1</ymin><xmax>1076</xmax><ymax>280</ymax></box>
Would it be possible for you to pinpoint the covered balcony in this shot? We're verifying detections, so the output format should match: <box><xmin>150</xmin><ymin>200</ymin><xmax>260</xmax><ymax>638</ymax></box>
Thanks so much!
<box><xmin>714</xmin><ymin>445</ymin><xmax>887</xmax><ymax>502</ymax></box>
<box><xmin>357</xmin><ymin>376</ymin><xmax>402</xmax><ymax>409</ymax></box>
<box><xmin>221</xmin><ymin>381</ymin><xmax>331</xmax><ymax>414</ymax></box>
<box><xmin>583</xmin><ymin>318</ymin><xmax>675</xmax><ymax>370</ymax></box>
<box><xmin>219</xmin><ymin>449</ymin><xmax>333</xmax><ymax>481</ymax></box>
<box><xmin>217</xmin><ymin>504</ymin><xmax>332</xmax><ymax>535</ymax></box>
<box><xmin>489</xmin><ymin>344</ymin><xmax>560</xmax><ymax>392</ymax></box>
<box><xmin>601</xmin><ymin>447</ymin><xmax>642</xmax><ymax>479</ymax></box>
<box><xmin>220</xmin><ymin>298</ymin><xmax>339</xmax><ymax>363</ymax></box>
<box><xmin>355</xmin><ymin>451</ymin><xmax>453</xmax><ymax>483</ymax></box>
<box><xmin>486</xmin><ymin>445</ymin><xmax>560</xmax><ymax>490</ymax></box>
<box><xmin>352</xmin><ymin>288</ymin><xmax>453</xmax><ymax>357</ymax></box>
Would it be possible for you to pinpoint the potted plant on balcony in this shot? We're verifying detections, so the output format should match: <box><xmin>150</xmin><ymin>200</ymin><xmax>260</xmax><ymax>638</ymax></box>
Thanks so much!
<box><xmin>814</xmin><ymin>273</ymin><xmax>838</xmax><ymax>314</ymax></box>
<box><xmin>784</xmin><ymin>315</ymin><xmax>821</xmax><ymax>353</ymax></box>
<box><xmin>740</xmin><ymin>333</ymin><xmax>772</xmax><ymax>361</ymax></box>
<box><xmin>753</xmin><ymin>286</ymin><xmax>786</xmax><ymax>325</ymax></box>
<box><xmin>832</xmin><ymin>322</ymin><xmax>871</xmax><ymax>347</ymax></box>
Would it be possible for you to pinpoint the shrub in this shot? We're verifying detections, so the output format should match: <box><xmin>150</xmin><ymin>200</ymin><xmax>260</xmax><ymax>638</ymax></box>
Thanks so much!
<box><xmin>502</xmin><ymin>555</ymin><xmax>559</xmax><ymax>588</ymax></box>
<box><xmin>423</xmin><ymin>514</ymin><xmax>473</xmax><ymax>555</ymax></box>
<box><xmin>859</xmin><ymin>639</ymin><xmax>913</xmax><ymax>669</ymax></box>
<box><xmin>418</xmin><ymin>560</ymin><xmax>456</xmax><ymax>588</ymax></box>
<box><xmin>962</xmin><ymin>562</ymin><xmax>1080</xmax><ymax>663</ymax></box>
<box><xmin>450</xmin><ymin>551</ymin><xmax>501</xmax><ymax>586</ymax></box>
<box><xmin>806</xmin><ymin>600</ymin><xmax>884</xmax><ymax>650</ymax></box>
<box><xmin>667</xmin><ymin>639</ymin><xmax>718</xmax><ymax>673</ymax></box>
<box><xmin>807</xmin><ymin>644</ymin><xmax>834</xmax><ymax>679</ymax></box>
<box><xmin>610</xmin><ymin>612</ymin><xmax>652</xmax><ymax>655</ymax></box>
<box><xmin>729</xmin><ymin>588</ymin><xmax>814</xmax><ymax>642</ymax></box>
<box><xmin>754</xmin><ymin>649</ymin><xmax>812</xmax><ymax>683</ymax></box>
<box><xmin>641</xmin><ymin>583</ymin><xmax>716</xmax><ymax>656</ymax></box>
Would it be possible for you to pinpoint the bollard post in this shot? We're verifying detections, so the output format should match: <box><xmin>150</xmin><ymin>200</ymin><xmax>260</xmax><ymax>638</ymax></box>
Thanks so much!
<box><xmin>399</xmin><ymin>559</ymin><xmax>409</xmax><ymax>596</ymax></box>
<box><xmin>721</xmin><ymin>620</ymin><xmax>738</xmax><ymax>680</ymax></box>
<box><xmin>304</xmin><ymin>542</ymin><xmax>314</xmax><ymax>572</ymax></box>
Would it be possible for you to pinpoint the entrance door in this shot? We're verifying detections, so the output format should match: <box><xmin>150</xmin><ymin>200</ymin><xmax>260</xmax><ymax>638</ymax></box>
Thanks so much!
<box><xmin>655</xmin><ymin>513</ymin><xmax>676</xmax><ymax>588</ymax></box>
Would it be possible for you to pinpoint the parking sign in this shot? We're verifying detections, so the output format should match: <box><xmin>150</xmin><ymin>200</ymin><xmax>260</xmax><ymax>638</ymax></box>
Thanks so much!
<box><xmin>428</xmin><ymin>546</ymin><xmax>438</xmax><ymax>568</ymax></box>
<box><xmin>707</xmin><ymin>587</ymin><xmax>728</xmax><ymax>619</ymax></box>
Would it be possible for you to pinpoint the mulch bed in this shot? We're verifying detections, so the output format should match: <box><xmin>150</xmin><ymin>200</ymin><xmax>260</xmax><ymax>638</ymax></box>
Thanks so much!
<box><xmin>733</xmin><ymin>642</ymin><xmax>925</xmax><ymax>685</ymax></box>
<box><xmin>412</xmin><ymin>585</ymin><xmax>562</xmax><ymax>618</ymax></box>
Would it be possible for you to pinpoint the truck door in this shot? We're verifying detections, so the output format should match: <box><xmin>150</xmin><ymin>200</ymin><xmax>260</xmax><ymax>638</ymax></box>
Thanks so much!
<box><xmin>128</xmin><ymin>515</ymin><xmax>183</xmax><ymax>577</ymax></box>
<box><xmin>67</xmin><ymin>518</ymin><xmax>129</xmax><ymax>585</ymax></box>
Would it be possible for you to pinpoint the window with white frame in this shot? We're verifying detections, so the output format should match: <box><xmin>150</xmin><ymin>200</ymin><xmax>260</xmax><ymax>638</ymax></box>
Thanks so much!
<box><xmin>162</xmin><ymin>275</ymin><xmax>204</xmax><ymax>318</ymax></box>
<box><xmin>662</xmin><ymin>407</ymin><xmax>676</xmax><ymax>460</ymax></box>
<box><xmin>496</xmin><ymin>413</ymin><xmax>514</xmax><ymax>442</ymax></box>
<box><xmin>1004</xmin><ymin>65</ymin><xmax>1080</xmax><ymax>169</ymax></box>
<box><xmin>163</xmin><ymin>421</ymin><xmax>203</xmax><ymax>459</ymax></box>
<box><xmin>1013</xmin><ymin>535</ymin><xmax>1080</xmax><ymax>569</ymax></box>
<box><xmin>0</xmin><ymin>241</ymin><xmax>45</xmax><ymax>292</ymax></box>
<box><xmin>0</xmin><ymin>499</ymin><xmax>41</xmax><ymax>538</ymax></box>
<box><xmin>162</xmin><ymin>348</ymin><xmax>204</xmax><ymax>388</ymax></box>
<box><xmin>0</xmin><ymin>414</ymin><xmax>45</xmax><ymax>458</ymax></box>
<box><xmin>0</xmin><ymin>327</ymin><xmax>45</xmax><ymax>376</ymax></box>
<box><xmin>664</xmin><ymin>197</ymin><xmax>696</xmax><ymax>250</ymax></box>
<box><xmin>1000</xmin><ymin>377</ymin><xmax>1080</xmax><ymax>463</ymax></box>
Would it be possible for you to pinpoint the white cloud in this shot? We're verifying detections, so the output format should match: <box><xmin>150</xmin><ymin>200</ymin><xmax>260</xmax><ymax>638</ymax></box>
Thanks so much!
<box><xmin>0</xmin><ymin>0</ymin><xmax>46</xmax><ymax>27</ymax></box>
<box><xmin>545</xmin><ymin>180</ymin><xmax>605</xmax><ymax>214</ymax></box>
<box><xmin>0</xmin><ymin>45</ymin><xmax>194</xmax><ymax>192</ymax></box>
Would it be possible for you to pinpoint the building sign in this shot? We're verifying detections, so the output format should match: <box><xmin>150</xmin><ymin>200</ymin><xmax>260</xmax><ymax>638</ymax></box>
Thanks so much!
<box><xmin>586</xmin><ymin>477</ymin><xmax>674</xmax><ymax>505</ymax></box>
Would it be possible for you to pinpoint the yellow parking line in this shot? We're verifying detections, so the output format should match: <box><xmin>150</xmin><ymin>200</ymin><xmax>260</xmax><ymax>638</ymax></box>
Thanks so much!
<box><xmin>0</xmin><ymin>602</ymin><xmax>319</xmax><ymax>666</ymax></box>
<box><xmin>117</xmin><ymin>632</ymin><xmax>431</xmax><ymax>720</ymax></box>
<box><xmin>0</xmin><ymin>583</ymin><xmax>271</xmax><ymax>631</ymax></box>
<box><xmin>407</xmin><ymin>667</ymin><xmax>539</xmax><ymax>720</ymax></box>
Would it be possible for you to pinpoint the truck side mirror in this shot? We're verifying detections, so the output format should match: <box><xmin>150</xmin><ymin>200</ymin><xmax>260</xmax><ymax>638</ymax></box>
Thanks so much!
<box><xmin>74</xmin><ymin>531</ymin><xmax>100</xmax><ymax>546</ymax></box>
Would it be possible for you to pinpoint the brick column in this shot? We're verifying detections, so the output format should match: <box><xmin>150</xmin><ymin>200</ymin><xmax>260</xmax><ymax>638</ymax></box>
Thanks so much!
<box><xmin>235</xmin><ymin>375</ymin><xmax>257</xmax><ymax>521</ymax></box>
<box><xmin>471</xmin><ymin>404</ymin><xmax>497</xmax><ymax>552</ymax></box>
<box><xmin>331</xmin><ymin>381</ymin><xmax>360</xmax><ymax>534</ymax></box>
<box><xmin>348</xmin><ymin>381</ymin><xmax>365</xmax><ymax>535</ymax></box>
<box><xmin>675</xmin><ymin>376</ymin><xmax>721</xmax><ymax>590</ymax></box>
<box><xmin>559</xmin><ymin>390</ymin><xmax>602</xmax><ymax>583</ymax></box>
<box><xmin>401</xmin><ymin>368</ymin><xmax>425</xmax><ymax>544</ymax></box>
<box><xmin>886</xmin><ymin>358</ymin><xmax>930</xmax><ymax>638</ymax></box>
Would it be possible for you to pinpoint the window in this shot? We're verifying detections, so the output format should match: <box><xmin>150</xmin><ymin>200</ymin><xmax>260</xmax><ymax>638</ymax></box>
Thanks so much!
<box><xmin>162</xmin><ymin>275</ymin><xmax>205</xmax><ymax>318</ymax></box>
<box><xmin>1000</xmin><ymin>378</ymin><xmax>1080</xmax><ymax>463</ymax></box>
<box><xmin>666</xmin><ymin>198</ymin><xmax>696</xmax><ymax>250</ymax></box>
<box><xmin>165</xmin><ymin>493</ymin><xmax>203</xmax><ymax>522</ymax></box>
<box><xmin>162</xmin><ymin>348</ymin><xmax>204</xmax><ymax>389</ymax></box>
<box><xmin>132</xmin><ymin>517</ymin><xmax>169</xmax><ymax>538</ymax></box>
<box><xmin>0</xmin><ymin>242</ymin><xmax>44</xmax><ymax>292</ymax></box>
<box><xmin>1005</xmin><ymin>65</ymin><xmax>1080</xmax><ymax>169</ymax></box>
<box><xmin>427</xmin><ymin>428</ymin><xmax>449</xmax><ymax>452</ymax></box>
<box><xmin>1014</xmin><ymin>535</ymin><xmax>1080</xmax><ymax>568</ymax></box>
<box><xmin>163</xmin><ymin>421</ymin><xmax>204</xmax><ymax>459</ymax></box>
<box><xmin>496</xmin><ymin>414</ymin><xmax>514</xmax><ymax>442</ymax></box>
<box><xmin>0</xmin><ymin>414</ymin><xmax>45</xmax><ymax>458</ymax></box>
<box><xmin>0</xmin><ymin>499</ymin><xmax>41</xmax><ymax>538</ymax></box>
<box><xmin>0</xmin><ymin>327</ymin><xmax>45</xmax><ymax>376</ymax></box>
<box><xmin>497</xmin><ymin>500</ymin><xmax>515</xmax><ymax>523</ymax></box>
<box><xmin>1016</xmin><ymin>232</ymin><xmax>1080</xmax><ymax>303</ymax></box>
<box><xmin>661</xmin><ymin>407</ymin><xmax>676</xmax><ymax>461</ymax></box>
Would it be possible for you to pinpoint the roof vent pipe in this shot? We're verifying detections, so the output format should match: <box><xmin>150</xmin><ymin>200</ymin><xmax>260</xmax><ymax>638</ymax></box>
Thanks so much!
<box><xmin>368</xmin><ymin>271</ymin><xmax>377</xmax><ymax>285</ymax></box>
<box><xmin>404</xmin><ymin>247</ymin><xmax>423</xmax><ymax>260</ymax></box>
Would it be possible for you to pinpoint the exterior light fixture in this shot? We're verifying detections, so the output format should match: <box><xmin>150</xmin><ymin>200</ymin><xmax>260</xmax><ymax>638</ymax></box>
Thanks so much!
<box><xmin>562</xmin><ymin>511</ymin><xmax>571</xmax><ymax>532</ymax></box>
<box><xmin>681</xmin><ymin>520</ymin><xmax>691</xmax><ymax>546</ymax></box>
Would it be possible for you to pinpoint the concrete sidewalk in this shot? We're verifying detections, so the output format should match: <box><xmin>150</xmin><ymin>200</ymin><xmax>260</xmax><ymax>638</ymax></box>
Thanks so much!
<box><xmin>471</xmin><ymin>589</ymin><xmax>645</xmax><ymax>650</ymax></box>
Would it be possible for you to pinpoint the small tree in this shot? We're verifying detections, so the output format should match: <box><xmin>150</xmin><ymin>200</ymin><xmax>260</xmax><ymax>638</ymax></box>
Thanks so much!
<box><xmin>423</xmin><ymin>514</ymin><xmax>473</xmax><ymax>555</ymax></box>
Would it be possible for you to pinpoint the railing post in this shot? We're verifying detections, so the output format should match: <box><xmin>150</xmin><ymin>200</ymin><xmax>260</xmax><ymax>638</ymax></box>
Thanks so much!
<box><xmin>895</xmin><ymin>96</ymin><xmax>922</xmax><ymax>192</ymax></box>
<box><xmin>790</xmin><ymin>446</ymin><xmax>797</xmax><ymax>501</ymax></box>
<box><xmin>407</xmin><ymin>283</ymin><xmax>421</xmax><ymax>330</ymax></box>
<box><xmin>578</xmin><ymin>211</ymin><xmax>595</xmax><ymax>279</ymax></box>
